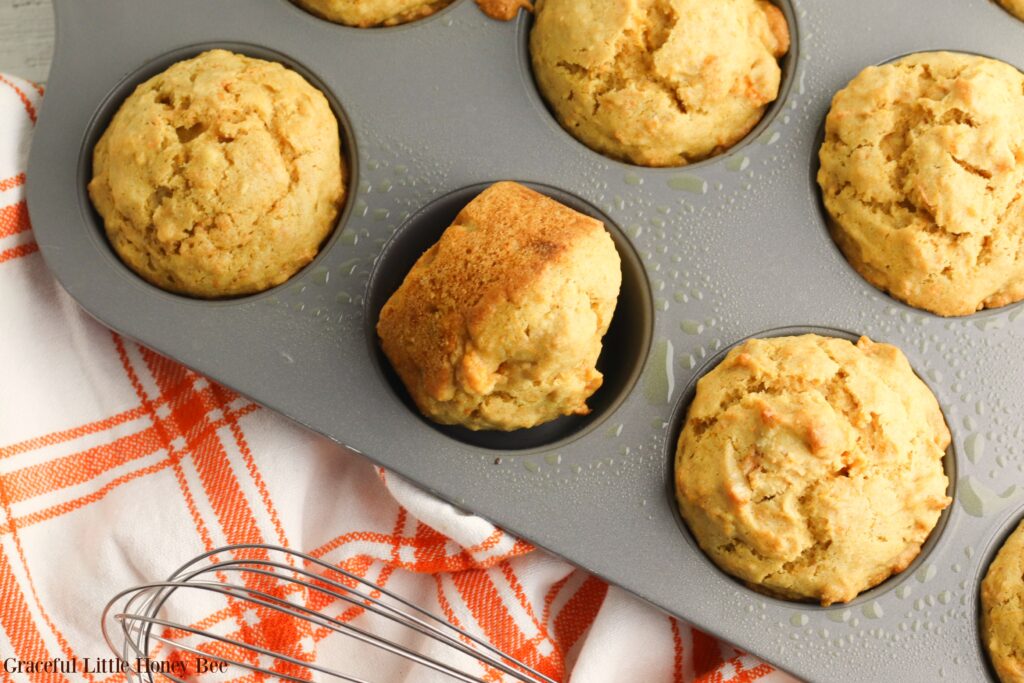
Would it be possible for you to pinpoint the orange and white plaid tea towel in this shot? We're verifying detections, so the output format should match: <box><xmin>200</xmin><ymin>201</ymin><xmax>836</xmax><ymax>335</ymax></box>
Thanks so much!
<box><xmin>0</xmin><ymin>74</ymin><xmax>796</xmax><ymax>683</ymax></box>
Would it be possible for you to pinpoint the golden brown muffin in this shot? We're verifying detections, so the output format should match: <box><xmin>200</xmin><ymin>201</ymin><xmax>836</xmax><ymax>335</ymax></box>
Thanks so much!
<box><xmin>377</xmin><ymin>182</ymin><xmax>622</xmax><ymax>431</ymax></box>
<box><xmin>88</xmin><ymin>50</ymin><xmax>345</xmax><ymax>298</ymax></box>
<box><xmin>529</xmin><ymin>0</ymin><xmax>790</xmax><ymax>167</ymax></box>
<box><xmin>292</xmin><ymin>0</ymin><xmax>451</xmax><ymax>26</ymax></box>
<box><xmin>818</xmin><ymin>52</ymin><xmax>1024</xmax><ymax>317</ymax></box>
<box><xmin>983</xmin><ymin>519</ymin><xmax>1024</xmax><ymax>683</ymax></box>
<box><xmin>674</xmin><ymin>334</ymin><xmax>951</xmax><ymax>606</ymax></box>
<box><xmin>999</xmin><ymin>0</ymin><xmax>1024</xmax><ymax>21</ymax></box>
<box><xmin>475</xmin><ymin>0</ymin><xmax>532</xmax><ymax>21</ymax></box>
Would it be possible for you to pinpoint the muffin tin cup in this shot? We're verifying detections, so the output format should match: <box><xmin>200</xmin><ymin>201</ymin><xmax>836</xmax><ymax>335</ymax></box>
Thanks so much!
<box><xmin>664</xmin><ymin>325</ymin><xmax>959</xmax><ymax>610</ymax></box>
<box><xmin>514</xmin><ymin>0</ymin><xmax>802</xmax><ymax>172</ymax></box>
<box><xmin>365</xmin><ymin>181</ymin><xmax>654</xmax><ymax>452</ymax></box>
<box><xmin>810</xmin><ymin>48</ymin><xmax>1024</xmax><ymax>322</ymax></box>
<box><xmin>974</xmin><ymin>506</ymin><xmax>1024</xmax><ymax>683</ymax></box>
<box><xmin>77</xmin><ymin>41</ymin><xmax>360</xmax><ymax>304</ymax></box>
<box><xmin>27</xmin><ymin>1</ymin><xmax>1024</xmax><ymax>680</ymax></box>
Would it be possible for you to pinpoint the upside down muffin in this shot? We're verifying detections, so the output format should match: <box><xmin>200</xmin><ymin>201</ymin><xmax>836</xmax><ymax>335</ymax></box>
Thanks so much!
<box><xmin>674</xmin><ymin>334</ymin><xmax>951</xmax><ymax>605</ymax></box>
<box><xmin>376</xmin><ymin>182</ymin><xmax>622</xmax><ymax>431</ymax></box>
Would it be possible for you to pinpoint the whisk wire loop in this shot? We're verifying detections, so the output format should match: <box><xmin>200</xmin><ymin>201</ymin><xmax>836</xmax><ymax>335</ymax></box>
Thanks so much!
<box><xmin>103</xmin><ymin>543</ymin><xmax>559</xmax><ymax>683</ymax></box>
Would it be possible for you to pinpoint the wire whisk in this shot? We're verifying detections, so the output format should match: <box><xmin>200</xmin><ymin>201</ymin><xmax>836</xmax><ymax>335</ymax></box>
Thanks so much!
<box><xmin>103</xmin><ymin>543</ymin><xmax>559</xmax><ymax>683</ymax></box>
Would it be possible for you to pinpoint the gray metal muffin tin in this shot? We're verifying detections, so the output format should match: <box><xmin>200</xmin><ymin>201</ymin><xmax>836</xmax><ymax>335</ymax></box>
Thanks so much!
<box><xmin>26</xmin><ymin>0</ymin><xmax>1024</xmax><ymax>680</ymax></box>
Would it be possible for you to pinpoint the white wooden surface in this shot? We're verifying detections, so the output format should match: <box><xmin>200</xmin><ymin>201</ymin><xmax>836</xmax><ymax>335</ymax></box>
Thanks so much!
<box><xmin>0</xmin><ymin>0</ymin><xmax>54</xmax><ymax>84</ymax></box>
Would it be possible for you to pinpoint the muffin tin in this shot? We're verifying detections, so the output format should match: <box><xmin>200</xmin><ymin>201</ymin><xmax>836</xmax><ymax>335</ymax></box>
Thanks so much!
<box><xmin>26</xmin><ymin>0</ymin><xmax>1024</xmax><ymax>680</ymax></box>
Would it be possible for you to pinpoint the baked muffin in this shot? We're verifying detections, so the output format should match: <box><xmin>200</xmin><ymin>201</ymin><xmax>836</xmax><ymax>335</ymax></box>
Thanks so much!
<box><xmin>377</xmin><ymin>181</ymin><xmax>622</xmax><ymax>431</ymax></box>
<box><xmin>818</xmin><ymin>52</ymin><xmax>1024</xmax><ymax>317</ymax></box>
<box><xmin>529</xmin><ymin>0</ymin><xmax>790</xmax><ymax>167</ymax></box>
<box><xmin>674</xmin><ymin>334</ymin><xmax>951</xmax><ymax>606</ymax></box>
<box><xmin>88</xmin><ymin>49</ymin><xmax>345</xmax><ymax>298</ymax></box>
<box><xmin>982</xmin><ymin>519</ymin><xmax>1024</xmax><ymax>683</ymax></box>
<box><xmin>292</xmin><ymin>0</ymin><xmax>451</xmax><ymax>26</ymax></box>
<box><xmin>999</xmin><ymin>0</ymin><xmax>1024</xmax><ymax>21</ymax></box>
<box><xmin>475</xmin><ymin>0</ymin><xmax>533</xmax><ymax>20</ymax></box>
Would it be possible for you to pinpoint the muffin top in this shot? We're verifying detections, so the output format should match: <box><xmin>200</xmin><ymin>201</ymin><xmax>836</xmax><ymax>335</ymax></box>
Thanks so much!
<box><xmin>88</xmin><ymin>49</ymin><xmax>345</xmax><ymax>298</ymax></box>
<box><xmin>377</xmin><ymin>181</ymin><xmax>622</xmax><ymax>431</ymax></box>
<box><xmin>674</xmin><ymin>334</ymin><xmax>951</xmax><ymax>606</ymax></box>
<box><xmin>475</xmin><ymin>0</ymin><xmax>533</xmax><ymax>20</ymax></box>
<box><xmin>529</xmin><ymin>0</ymin><xmax>790</xmax><ymax>167</ymax></box>
<box><xmin>982</xmin><ymin>519</ymin><xmax>1024</xmax><ymax>683</ymax></box>
<box><xmin>292</xmin><ymin>0</ymin><xmax>451</xmax><ymax>26</ymax></box>
<box><xmin>818</xmin><ymin>51</ymin><xmax>1024</xmax><ymax>317</ymax></box>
